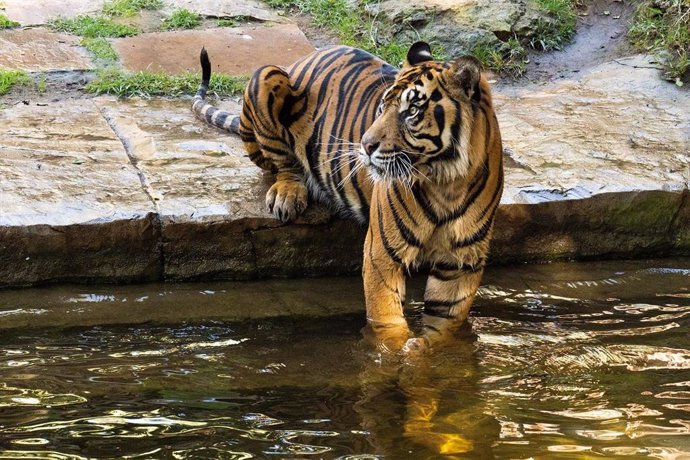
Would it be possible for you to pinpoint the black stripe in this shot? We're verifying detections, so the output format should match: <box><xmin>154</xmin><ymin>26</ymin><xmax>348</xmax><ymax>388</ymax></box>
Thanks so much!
<box><xmin>215</xmin><ymin>112</ymin><xmax>228</xmax><ymax>127</ymax></box>
<box><xmin>293</xmin><ymin>47</ymin><xmax>345</xmax><ymax>90</ymax></box>
<box><xmin>427</xmin><ymin>100</ymin><xmax>461</xmax><ymax>164</ymax></box>
<box><xmin>377</xmin><ymin>205</ymin><xmax>403</xmax><ymax>264</ymax></box>
<box><xmin>430</xmin><ymin>259</ymin><xmax>485</xmax><ymax>281</ymax></box>
<box><xmin>259</xmin><ymin>143</ymin><xmax>292</xmax><ymax>157</ymax></box>
<box><xmin>306</xmin><ymin>112</ymin><xmax>328</xmax><ymax>191</ymax></box>
<box><xmin>204</xmin><ymin>107</ymin><xmax>217</xmax><ymax>125</ymax></box>
<box><xmin>387</xmin><ymin>189</ymin><xmax>422</xmax><ymax>247</ymax></box>
<box><xmin>392</xmin><ymin>183</ymin><xmax>418</xmax><ymax>226</ymax></box>
<box><xmin>349</xmin><ymin>157</ymin><xmax>369</xmax><ymax>220</ymax></box>
<box><xmin>452</xmin><ymin>184</ymin><xmax>501</xmax><ymax>248</ymax></box>
<box><xmin>425</xmin><ymin>298</ymin><xmax>465</xmax><ymax>308</ymax></box>
<box><xmin>329</xmin><ymin>152</ymin><xmax>348</xmax><ymax>208</ymax></box>
<box><xmin>437</xmin><ymin>157</ymin><xmax>489</xmax><ymax>225</ymax></box>
<box><xmin>264</xmin><ymin>68</ymin><xmax>287</xmax><ymax>80</ymax></box>
<box><xmin>424</xmin><ymin>297</ymin><xmax>467</xmax><ymax>318</ymax></box>
<box><xmin>412</xmin><ymin>183</ymin><xmax>439</xmax><ymax>224</ymax></box>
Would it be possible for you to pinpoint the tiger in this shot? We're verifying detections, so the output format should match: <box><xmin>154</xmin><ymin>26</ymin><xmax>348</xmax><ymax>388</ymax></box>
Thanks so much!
<box><xmin>192</xmin><ymin>41</ymin><xmax>503</xmax><ymax>353</ymax></box>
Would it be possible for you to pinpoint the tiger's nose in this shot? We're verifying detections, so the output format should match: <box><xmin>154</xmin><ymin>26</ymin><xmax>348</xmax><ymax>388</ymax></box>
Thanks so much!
<box><xmin>362</xmin><ymin>142</ymin><xmax>379</xmax><ymax>156</ymax></box>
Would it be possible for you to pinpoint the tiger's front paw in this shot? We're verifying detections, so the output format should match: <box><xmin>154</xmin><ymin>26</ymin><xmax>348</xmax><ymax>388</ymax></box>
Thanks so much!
<box><xmin>402</xmin><ymin>337</ymin><xmax>430</xmax><ymax>356</ymax></box>
<box><xmin>266</xmin><ymin>180</ymin><xmax>308</xmax><ymax>222</ymax></box>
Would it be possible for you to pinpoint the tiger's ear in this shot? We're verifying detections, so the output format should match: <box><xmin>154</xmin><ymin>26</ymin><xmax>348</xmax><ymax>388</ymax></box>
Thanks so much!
<box><xmin>448</xmin><ymin>56</ymin><xmax>482</xmax><ymax>99</ymax></box>
<box><xmin>404</xmin><ymin>41</ymin><xmax>433</xmax><ymax>67</ymax></box>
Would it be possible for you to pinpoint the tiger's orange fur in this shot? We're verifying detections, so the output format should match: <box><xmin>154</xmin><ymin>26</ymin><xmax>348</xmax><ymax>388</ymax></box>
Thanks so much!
<box><xmin>192</xmin><ymin>42</ymin><xmax>503</xmax><ymax>352</ymax></box>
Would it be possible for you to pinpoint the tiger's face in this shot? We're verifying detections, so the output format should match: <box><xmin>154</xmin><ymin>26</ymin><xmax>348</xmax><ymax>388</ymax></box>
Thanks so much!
<box><xmin>359</xmin><ymin>42</ymin><xmax>483</xmax><ymax>184</ymax></box>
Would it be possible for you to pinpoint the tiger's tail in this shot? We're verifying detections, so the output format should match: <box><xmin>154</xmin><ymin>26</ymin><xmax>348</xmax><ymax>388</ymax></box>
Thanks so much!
<box><xmin>192</xmin><ymin>47</ymin><xmax>240</xmax><ymax>134</ymax></box>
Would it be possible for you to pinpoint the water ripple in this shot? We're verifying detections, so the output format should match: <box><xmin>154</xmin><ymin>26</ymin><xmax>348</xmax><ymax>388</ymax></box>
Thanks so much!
<box><xmin>0</xmin><ymin>383</ymin><xmax>86</xmax><ymax>408</ymax></box>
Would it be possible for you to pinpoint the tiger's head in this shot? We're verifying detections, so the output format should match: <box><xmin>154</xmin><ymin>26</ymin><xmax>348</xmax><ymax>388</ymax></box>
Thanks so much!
<box><xmin>360</xmin><ymin>42</ymin><xmax>485</xmax><ymax>184</ymax></box>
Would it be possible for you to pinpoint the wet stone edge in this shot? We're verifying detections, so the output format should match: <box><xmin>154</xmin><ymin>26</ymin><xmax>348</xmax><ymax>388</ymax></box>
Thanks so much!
<box><xmin>1</xmin><ymin>190</ymin><xmax>689</xmax><ymax>288</ymax></box>
<box><xmin>0</xmin><ymin>213</ymin><xmax>163</xmax><ymax>288</ymax></box>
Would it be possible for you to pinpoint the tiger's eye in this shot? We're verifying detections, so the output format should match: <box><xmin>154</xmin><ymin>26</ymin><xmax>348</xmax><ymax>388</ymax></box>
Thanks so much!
<box><xmin>408</xmin><ymin>106</ymin><xmax>419</xmax><ymax>117</ymax></box>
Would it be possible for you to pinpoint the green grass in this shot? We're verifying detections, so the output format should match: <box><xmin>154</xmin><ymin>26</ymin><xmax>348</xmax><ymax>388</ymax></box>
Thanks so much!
<box><xmin>263</xmin><ymin>0</ymin><xmax>441</xmax><ymax>66</ymax></box>
<box><xmin>0</xmin><ymin>13</ymin><xmax>19</xmax><ymax>28</ymax></box>
<box><xmin>0</xmin><ymin>69</ymin><xmax>31</xmax><ymax>95</ymax></box>
<box><xmin>48</xmin><ymin>15</ymin><xmax>138</xmax><ymax>37</ymax></box>
<box><xmin>217</xmin><ymin>17</ymin><xmax>250</xmax><ymax>27</ymax></box>
<box><xmin>86</xmin><ymin>68</ymin><xmax>247</xmax><ymax>97</ymax></box>
<box><xmin>472</xmin><ymin>37</ymin><xmax>527</xmax><ymax>76</ymax></box>
<box><xmin>629</xmin><ymin>0</ymin><xmax>690</xmax><ymax>83</ymax></box>
<box><xmin>530</xmin><ymin>0</ymin><xmax>578</xmax><ymax>50</ymax></box>
<box><xmin>81</xmin><ymin>37</ymin><xmax>119</xmax><ymax>60</ymax></box>
<box><xmin>103</xmin><ymin>0</ymin><xmax>163</xmax><ymax>17</ymax></box>
<box><xmin>38</xmin><ymin>73</ymin><xmax>46</xmax><ymax>95</ymax></box>
<box><xmin>162</xmin><ymin>9</ymin><xmax>201</xmax><ymax>30</ymax></box>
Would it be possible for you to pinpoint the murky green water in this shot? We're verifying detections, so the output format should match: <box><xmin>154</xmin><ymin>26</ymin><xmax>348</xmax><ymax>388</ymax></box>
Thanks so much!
<box><xmin>0</xmin><ymin>259</ymin><xmax>689</xmax><ymax>459</ymax></box>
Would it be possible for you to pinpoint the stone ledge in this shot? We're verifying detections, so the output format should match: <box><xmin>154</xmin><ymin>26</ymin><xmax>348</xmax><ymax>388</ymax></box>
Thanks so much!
<box><xmin>162</xmin><ymin>210</ymin><xmax>366</xmax><ymax>282</ymax></box>
<box><xmin>0</xmin><ymin>215</ymin><xmax>162</xmax><ymax>287</ymax></box>
<box><xmin>3</xmin><ymin>189</ymin><xmax>686</xmax><ymax>288</ymax></box>
<box><xmin>0</xmin><ymin>55</ymin><xmax>688</xmax><ymax>288</ymax></box>
<box><xmin>493</xmin><ymin>189</ymin><xmax>690</xmax><ymax>264</ymax></box>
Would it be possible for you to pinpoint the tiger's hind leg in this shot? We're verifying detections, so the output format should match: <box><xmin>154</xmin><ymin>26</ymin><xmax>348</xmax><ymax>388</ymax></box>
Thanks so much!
<box><xmin>404</xmin><ymin>259</ymin><xmax>485</xmax><ymax>354</ymax></box>
<box><xmin>240</xmin><ymin>65</ymin><xmax>308</xmax><ymax>222</ymax></box>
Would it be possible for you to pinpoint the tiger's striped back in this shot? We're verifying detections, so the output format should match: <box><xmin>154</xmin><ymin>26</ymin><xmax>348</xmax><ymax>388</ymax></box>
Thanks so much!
<box><xmin>289</xmin><ymin>47</ymin><xmax>398</xmax><ymax>220</ymax></box>
<box><xmin>193</xmin><ymin>46</ymin><xmax>397</xmax><ymax>221</ymax></box>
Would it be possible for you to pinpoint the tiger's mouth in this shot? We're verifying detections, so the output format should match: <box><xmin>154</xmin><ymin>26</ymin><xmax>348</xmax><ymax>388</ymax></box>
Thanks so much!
<box><xmin>363</xmin><ymin>152</ymin><xmax>417</xmax><ymax>182</ymax></box>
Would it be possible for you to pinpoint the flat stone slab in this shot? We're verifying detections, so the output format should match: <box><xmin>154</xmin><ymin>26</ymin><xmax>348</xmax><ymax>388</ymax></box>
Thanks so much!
<box><xmin>3</xmin><ymin>0</ymin><xmax>102</xmax><ymax>25</ymax></box>
<box><xmin>112</xmin><ymin>25</ymin><xmax>315</xmax><ymax>76</ymax></box>
<box><xmin>0</xmin><ymin>100</ymin><xmax>153</xmax><ymax>226</ymax></box>
<box><xmin>496</xmin><ymin>55</ymin><xmax>689</xmax><ymax>204</ymax></box>
<box><xmin>0</xmin><ymin>28</ymin><xmax>93</xmax><ymax>72</ymax></box>
<box><xmin>93</xmin><ymin>97</ymin><xmax>268</xmax><ymax>220</ymax></box>
<box><xmin>0</xmin><ymin>100</ymin><xmax>159</xmax><ymax>286</ymax></box>
<box><xmin>164</xmin><ymin>0</ymin><xmax>282</xmax><ymax>22</ymax></box>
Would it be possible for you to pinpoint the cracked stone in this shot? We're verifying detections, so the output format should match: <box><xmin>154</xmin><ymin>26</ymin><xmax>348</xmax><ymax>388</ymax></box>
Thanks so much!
<box><xmin>496</xmin><ymin>55</ymin><xmax>689</xmax><ymax>206</ymax></box>
<box><xmin>492</xmin><ymin>54</ymin><xmax>689</xmax><ymax>262</ymax></box>
<box><xmin>0</xmin><ymin>100</ymin><xmax>159</xmax><ymax>286</ymax></box>
<box><xmin>91</xmin><ymin>96</ymin><xmax>360</xmax><ymax>280</ymax></box>
<box><xmin>0</xmin><ymin>100</ymin><xmax>153</xmax><ymax>226</ymax></box>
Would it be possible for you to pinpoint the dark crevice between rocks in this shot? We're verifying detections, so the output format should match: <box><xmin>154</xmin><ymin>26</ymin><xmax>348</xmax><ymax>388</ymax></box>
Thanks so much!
<box><xmin>95</xmin><ymin>102</ymin><xmax>165</xmax><ymax>281</ymax></box>
<box><xmin>96</xmin><ymin>105</ymin><xmax>159</xmax><ymax>214</ymax></box>
<box><xmin>670</xmin><ymin>188</ymin><xmax>690</xmax><ymax>252</ymax></box>
<box><xmin>245</xmin><ymin>227</ymin><xmax>261</xmax><ymax>278</ymax></box>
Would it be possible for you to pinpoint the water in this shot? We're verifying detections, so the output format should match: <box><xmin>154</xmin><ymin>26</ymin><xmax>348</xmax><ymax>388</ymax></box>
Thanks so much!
<box><xmin>0</xmin><ymin>259</ymin><xmax>689</xmax><ymax>459</ymax></box>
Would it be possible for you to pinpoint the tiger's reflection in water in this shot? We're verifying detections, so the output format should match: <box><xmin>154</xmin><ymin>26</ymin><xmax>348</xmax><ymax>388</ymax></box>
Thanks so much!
<box><xmin>355</xmin><ymin>322</ymin><xmax>499</xmax><ymax>458</ymax></box>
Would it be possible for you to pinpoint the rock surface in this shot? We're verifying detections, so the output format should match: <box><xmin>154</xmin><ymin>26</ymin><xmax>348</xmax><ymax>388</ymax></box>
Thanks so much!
<box><xmin>367</xmin><ymin>0</ymin><xmax>550</xmax><ymax>58</ymax></box>
<box><xmin>493</xmin><ymin>54</ymin><xmax>689</xmax><ymax>262</ymax></box>
<box><xmin>0</xmin><ymin>28</ymin><xmax>93</xmax><ymax>72</ymax></box>
<box><xmin>0</xmin><ymin>100</ymin><xmax>160</xmax><ymax>286</ymax></box>
<box><xmin>3</xmin><ymin>0</ymin><xmax>102</xmax><ymax>25</ymax></box>
<box><xmin>112</xmin><ymin>25</ymin><xmax>315</xmax><ymax>76</ymax></box>
<box><xmin>164</xmin><ymin>0</ymin><xmax>282</xmax><ymax>22</ymax></box>
<box><xmin>498</xmin><ymin>56</ymin><xmax>688</xmax><ymax>203</ymax></box>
